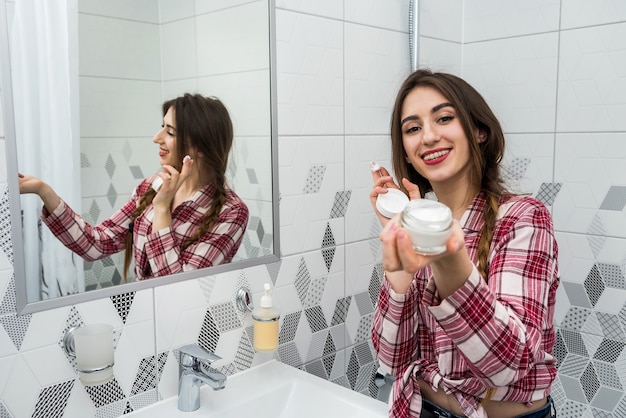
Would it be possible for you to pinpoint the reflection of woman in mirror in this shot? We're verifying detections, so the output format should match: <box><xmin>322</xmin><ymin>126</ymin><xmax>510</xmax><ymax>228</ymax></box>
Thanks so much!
<box><xmin>19</xmin><ymin>93</ymin><xmax>249</xmax><ymax>281</ymax></box>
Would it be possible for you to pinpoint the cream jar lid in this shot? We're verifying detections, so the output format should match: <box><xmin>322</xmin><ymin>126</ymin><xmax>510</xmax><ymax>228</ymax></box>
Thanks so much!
<box><xmin>376</xmin><ymin>189</ymin><xmax>409</xmax><ymax>218</ymax></box>
<box><xmin>401</xmin><ymin>199</ymin><xmax>452</xmax><ymax>231</ymax></box>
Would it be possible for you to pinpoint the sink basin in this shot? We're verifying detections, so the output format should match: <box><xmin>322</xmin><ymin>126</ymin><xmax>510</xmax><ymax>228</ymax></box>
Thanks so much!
<box><xmin>126</xmin><ymin>360</ymin><xmax>388</xmax><ymax>417</ymax></box>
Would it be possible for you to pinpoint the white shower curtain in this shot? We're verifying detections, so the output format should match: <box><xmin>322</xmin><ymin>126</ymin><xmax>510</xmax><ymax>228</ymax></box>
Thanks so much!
<box><xmin>10</xmin><ymin>0</ymin><xmax>83</xmax><ymax>300</ymax></box>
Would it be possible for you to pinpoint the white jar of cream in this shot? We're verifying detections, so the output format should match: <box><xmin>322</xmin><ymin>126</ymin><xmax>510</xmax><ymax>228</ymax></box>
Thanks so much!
<box><xmin>400</xmin><ymin>199</ymin><xmax>453</xmax><ymax>255</ymax></box>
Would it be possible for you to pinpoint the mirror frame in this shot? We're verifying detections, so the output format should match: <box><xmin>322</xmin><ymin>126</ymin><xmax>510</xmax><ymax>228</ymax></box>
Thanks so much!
<box><xmin>0</xmin><ymin>0</ymin><xmax>280</xmax><ymax>315</ymax></box>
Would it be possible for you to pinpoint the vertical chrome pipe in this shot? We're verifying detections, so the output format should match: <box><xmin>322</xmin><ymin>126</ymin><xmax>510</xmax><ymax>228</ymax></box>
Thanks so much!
<box><xmin>409</xmin><ymin>0</ymin><xmax>419</xmax><ymax>71</ymax></box>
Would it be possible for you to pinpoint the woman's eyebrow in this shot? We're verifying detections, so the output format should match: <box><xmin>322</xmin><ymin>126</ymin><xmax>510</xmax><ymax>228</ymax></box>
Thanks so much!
<box><xmin>400</xmin><ymin>102</ymin><xmax>454</xmax><ymax>126</ymax></box>
<box><xmin>432</xmin><ymin>102</ymin><xmax>453</xmax><ymax>113</ymax></box>
<box><xmin>164</xmin><ymin>123</ymin><xmax>177</xmax><ymax>132</ymax></box>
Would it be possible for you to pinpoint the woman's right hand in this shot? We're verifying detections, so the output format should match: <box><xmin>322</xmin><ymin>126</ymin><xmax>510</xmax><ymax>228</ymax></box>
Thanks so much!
<box><xmin>18</xmin><ymin>173</ymin><xmax>46</xmax><ymax>195</ymax></box>
<box><xmin>369</xmin><ymin>165</ymin><xmax>399</xmax><ymax>226</ymax></box>
<box><xmin>18</xmin><ymin>173</ymin><xmax>61</xmax><ymax>213</ymax></box>
<box><xmin>369</xmin><ymin>166</ymin><xmax>420</xmax><ymax>226</ymax></box>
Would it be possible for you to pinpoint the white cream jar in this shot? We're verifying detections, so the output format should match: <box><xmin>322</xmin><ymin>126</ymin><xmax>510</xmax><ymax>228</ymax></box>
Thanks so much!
<box><xmin>400</xmin><ymin>199</ymin><xmax>453</xmax><ymax>255</ymax></box>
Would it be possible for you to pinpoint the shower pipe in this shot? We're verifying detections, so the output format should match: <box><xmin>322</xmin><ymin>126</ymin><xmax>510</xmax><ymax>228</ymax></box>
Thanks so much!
<box><xmin>409</xmin><ymin>0</ymin><xmax>419</xmax><ymax>71</ymax></box>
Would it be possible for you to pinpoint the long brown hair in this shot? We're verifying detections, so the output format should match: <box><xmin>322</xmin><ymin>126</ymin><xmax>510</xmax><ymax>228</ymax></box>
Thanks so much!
<box><xmin>390</xmin><ymin>69</ymin><xmax>508</xmax><ymax>400</ymax></box>
<box><xmin>123</xmin><ymin>94</ymin><xmax>234</xmax><ymax>281</ymax></box>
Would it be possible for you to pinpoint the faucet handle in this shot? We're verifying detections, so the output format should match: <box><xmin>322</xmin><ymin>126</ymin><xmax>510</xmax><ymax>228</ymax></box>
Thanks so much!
<box><xmin>179</xmin><ymin>343</ymin><xmax>221</xmax><ymax>364</ymax></box>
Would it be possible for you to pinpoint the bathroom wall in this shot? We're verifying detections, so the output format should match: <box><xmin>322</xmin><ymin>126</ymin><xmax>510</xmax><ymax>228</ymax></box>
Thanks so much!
<box><xmin>2</xmin><ymin>0</ymin><xmax>625</xmax><ymax>417</ymax></box>
<box><xmin>0</xmin><ymin>0</ymin><xmax>407</xmax><ymax>416</ymax></box>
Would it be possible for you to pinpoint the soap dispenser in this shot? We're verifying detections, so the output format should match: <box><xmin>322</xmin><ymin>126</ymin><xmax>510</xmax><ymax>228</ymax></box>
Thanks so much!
<box><xmin>252</xmin><ymin>283</ymin><xmax>280</xmax><ymax>352</ymax></box>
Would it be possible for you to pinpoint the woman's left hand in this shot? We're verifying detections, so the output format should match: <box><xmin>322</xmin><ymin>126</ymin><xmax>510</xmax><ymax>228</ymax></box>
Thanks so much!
<box><xmin>380</xmin><ymin>217</ymin><xmax>474</xmax><ymax>298</ymax></box>
<box><xmin>380</xmin><ymin>216</ymin><xmax>465</xmax><ymax>275</ymax></box>
<box><xmin>152</xmin><ymin>157</ymin><xmax>194</xmax><ymax>207</ymax></box>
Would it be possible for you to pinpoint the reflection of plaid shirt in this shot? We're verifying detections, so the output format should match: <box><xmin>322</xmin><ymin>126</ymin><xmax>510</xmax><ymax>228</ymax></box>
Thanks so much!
<box><xmin>372</xmin><ymin>194</ymin><xmax>559</xmax><ymax>418</ymax></box>
<box><xmin>42</xmin><ymin>176</ymin><xmax>249</xmax><ymax>280</ymax></box>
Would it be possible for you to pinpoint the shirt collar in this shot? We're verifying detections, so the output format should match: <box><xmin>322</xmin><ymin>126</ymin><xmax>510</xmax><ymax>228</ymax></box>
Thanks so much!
<box><xmin>459</xmin><ymin>192</ymin><xmax>487</xmax><ymax>234</ymax></box>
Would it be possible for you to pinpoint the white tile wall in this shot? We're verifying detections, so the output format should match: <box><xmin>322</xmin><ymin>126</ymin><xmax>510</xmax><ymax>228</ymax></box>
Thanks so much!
<box><xmin>275</xmin><ymin>0</ymin><xmax>343</xmax><ymax>19</ymax></box>
<box><xmin>3</xmin><ymin>1</ymin><xmax>626</xmax><ymax>417</ymax></box>
<box><xmin>418</xmin><ymin>37</ymin><xmax>462</xmax><ymax>76</ymax></box>
<box><xmin>160</xmin><ymin>17</ymin><xmax>197</xmax><ymax>81</ymax></box>
<box><xmin>345</xmin><ymin>0</ymin><xmax>405</xmax><ymax>31</ymax></box>
<box><xmin>158</xmin><ymin>0</ymin><xmax>195</xmax><ymax>23</ymax></box>
<box><xmin>344</xmin><ymin>23</ymin><xmax>408</xmax><ymax>135</ymax></box>
<box><xmin>561</xmin><ymin>0</ymin><xmax>626</xmax><ymax>29</ymax></box>
<box><xmin>463</xmin><ymin>0</ymin><xmax>560</xmax><ymax>42</ymax></box>
<box><xmin>556</xmin><ymin>23</ymin><xmax>626</xmax><ymax>132</ymax></box>
<box><xmin>195</xmin><ymin>2</ymin><xmax>269</xmax><ymax>76</ymax></box>
<box><xmin>79</xmin><ymin>0</ymin><xmax>160</xmax><ymax>23</ymax></box>
<box><xmin>554</xmin><ymin>133</ymin><xmax>626</xmax><ymax>236</ymax></box>
<box><xmin>78</xmin><ymin>14</ymin><xmax>161</xmax><ymax>80</ymax></box>
<box><xmin>463</xmin><ymin>33</ymin><xmax>559</xmax><ymax>133</ymax></box>
<box><xmin>419</xmin><ymin>0</ymin><xmax>462</xmax><ymax>42</ymax></box>
<box><xmin>276</xmin><ymin>9</ymin><xmax>344</xmax><ymax>136</ymax></box>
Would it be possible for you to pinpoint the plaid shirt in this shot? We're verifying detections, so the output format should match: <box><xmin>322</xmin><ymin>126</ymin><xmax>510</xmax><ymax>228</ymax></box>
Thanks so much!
<box><xmin>372</xmin><ymin>193</ymin><xmax>559</xmax><ymax>418</ymax></box>
<box><xmin>42</xmin><ymin>176</ymin><xmax>249</xmax><ymax>280</ymax></box>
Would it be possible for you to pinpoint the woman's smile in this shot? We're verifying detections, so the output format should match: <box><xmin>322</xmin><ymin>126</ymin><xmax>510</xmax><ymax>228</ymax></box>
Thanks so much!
<box><xmin>422</xmin><ymin>148</ymin><xmax>451</xmax><ymax>164</ymax></box>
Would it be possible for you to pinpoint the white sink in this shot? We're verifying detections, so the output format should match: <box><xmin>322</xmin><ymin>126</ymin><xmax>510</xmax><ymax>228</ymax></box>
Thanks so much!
<box><xmin>126</xmin><ymin>360</ymin><xmax>388</xmax><ymax>417</ymax></box>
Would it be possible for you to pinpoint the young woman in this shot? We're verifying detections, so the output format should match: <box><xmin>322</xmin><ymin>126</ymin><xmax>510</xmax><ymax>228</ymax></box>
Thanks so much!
<box><xmin>19</xmin><ymin>93</ymin><xmax>249</xmax><ymax>281</ymax></box>
<box><xmin>370</xmin><ymin>69</ymin><xmax>559</xmax><ymax>418</ymax></box>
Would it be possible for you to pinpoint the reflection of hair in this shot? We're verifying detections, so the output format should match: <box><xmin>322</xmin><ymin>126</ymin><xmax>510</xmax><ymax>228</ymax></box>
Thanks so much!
<box><xmin>391</xmin><ymin>68</ymin><xmax>509</xmax><ymax>403</ymax></box>
<box><xmin>123</xmin><ymin>94</ymin><xmax>234</xmax><ymax>281</ymax></box>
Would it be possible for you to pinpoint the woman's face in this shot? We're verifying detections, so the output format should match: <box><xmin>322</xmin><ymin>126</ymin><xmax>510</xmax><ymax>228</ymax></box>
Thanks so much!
<box><xmin>400</xmin><ymin>86</ymin><xmax>476</xmax><ymax>190</ymax></box>
<box><xmin>153</xmin><ymin>106</ymin><xmax>178</xmax><ymax>166</ymax></box>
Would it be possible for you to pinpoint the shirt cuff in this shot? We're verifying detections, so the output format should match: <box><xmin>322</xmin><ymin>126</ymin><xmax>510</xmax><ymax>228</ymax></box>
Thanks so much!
<box><xmin>427</xmin><ymin>265</ymin><xmax>482</xmax><ymax>320</ymax></box>
<box><xmin>41</xmin><ymin>199</ymin><xmax>66</xmax><ymax>219</ymax></box>
<box><xmin>384</xmin><ymin>275</ymin><xmax>413</xmax><ymax>304</ymax></box>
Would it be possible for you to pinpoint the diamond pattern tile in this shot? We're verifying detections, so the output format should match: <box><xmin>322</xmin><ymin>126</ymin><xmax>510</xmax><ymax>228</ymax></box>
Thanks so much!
<box><xmin>0</xmin><ymin>188</ymin><xmax>14</xmax><ymax>265</ymax></box>
<box><xmin>303</xmin><ymin>165</ymin><xmax>326</xmax><ymax>194</ymax></box>
<box><xmin>331</xmin><ymin>296</ymin><xmax>351</xmax><ymax>326</ymax></box>
<box><xmin>304</xmin><ymin>306</ymin><xmax>328</xmax><ymax>333</ymax></box>
<box><xmin>321</xmin><ymin>223</ymin><xmax>336</xmax><ymax>271</ymax></box>
<box><xmin>330</xmin><ymin>191</ymin><xmax>351</xmax><ymax>218</ymax></box>
<box><xmin>585</xmin><ymin>265</ymin><xmax>605</xmax><ymax>307</ymax></box>
<box><xmin>600</xmin><ymin>186</ymin><xmax>626</xmax><ymax>211</ymax></box>
<box><xmin>31</xmin><ymin>380</ymin><xmax>74</xmax><ymax>418</ymax></box>
<box><xmin>594</xmin><ymin>339</ymin><xmax>625</xmax><ymax>363</ymax></box>
<box><xmin>535</xmin><ymin>182</ymin><xmax>562</xmax><ymax>206</ymax></box>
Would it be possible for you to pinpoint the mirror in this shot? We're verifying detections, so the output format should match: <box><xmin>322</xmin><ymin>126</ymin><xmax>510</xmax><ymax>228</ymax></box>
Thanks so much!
<box><xmin>0</xmin><ymin>0</ymin><xmax>279</xmax><ymax>314</ymax></box>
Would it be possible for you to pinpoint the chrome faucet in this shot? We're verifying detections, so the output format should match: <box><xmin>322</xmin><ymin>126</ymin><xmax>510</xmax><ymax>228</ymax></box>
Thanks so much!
<box><xmin>178</xmin><ymin>343</ymin><xmax>227</xmax><ymax>412</ymax></box>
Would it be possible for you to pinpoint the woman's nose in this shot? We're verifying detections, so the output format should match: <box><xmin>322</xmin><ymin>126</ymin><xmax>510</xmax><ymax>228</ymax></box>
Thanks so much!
<box><xmin>421</xmin><ymin>123</ymin><xmax>439</xmax><ymax>145</ymax></box>
<box><xmin>152</xmin><ymin>130</ymin><xmax>162</xmax><ymax>143</ymax></box>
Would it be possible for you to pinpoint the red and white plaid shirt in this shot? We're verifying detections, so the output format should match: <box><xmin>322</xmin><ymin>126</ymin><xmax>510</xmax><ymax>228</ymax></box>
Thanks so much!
<box><xmin>372</xmin><ymin>193</ymin><xmax>559</xmax><ymax>418</ymax></box>
<box><xmin>42</xmin><ymin>176</ymin><xmax>249</xmax><ymax>280</ymax></box>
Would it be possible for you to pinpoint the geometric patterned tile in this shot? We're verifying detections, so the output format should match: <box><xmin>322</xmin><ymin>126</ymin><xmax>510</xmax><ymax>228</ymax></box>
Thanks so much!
<box><xmin>561</xmin><ymin>306</ymin><xmax>593</xmax><ymax>330</ymax></box>
<box><xmin>304</xmin><ymin>306</ymin><xmax>328</xmax><ymax>333</ymax></box>
<box><xmin>84</xmin><ymin>378</ymin><xmax>126</xmax><ymax>408</ymax></box>
<box><xmin>591</xmin><ymin>360</ymin><xmax>622</xmax><ymax>390</ymax></box>
<box><xmin>303</xmin><ymin>165</ymin><xmax>326</xmax><ymax>194</ymax></box>
<box><xmin>31</xmin><ymin>380</ymin><xmax>74</xmax><ymax>418</ymax></box>
<box><xmin>321</xmin><ymin>223</ymin><xmax>336</xmax><ymax>271</ymax></box>
<box><xmin>0</xmin><ymin>313</ymin><xmax>31</xmax><ymax>351</ymax></box>
<box><xmin>329</xmin><ymin>190</ymin><xmax>351</xmax><ymax>218</ymax></box>
<box><xmin>581</xmin><ymin>363</ymin><xmax>600</xmax><ymax>402</ymax></box>
<box><xmin>585</xmin><ymin>264</ymin><xmax>605</xmax><ymax>307</ymax></box>
<box><xmin>594</xmin><ymin>339</ymin><xmax>626</xmax><ymax>363</ymax></box>
<box><xmin>596</xmin><ymin>312</ymin><xmax>626</xmax><ymax>341</ymax></box>
<box><xmin>331</xmin><ymin>296</ymin><xmax>351</xmax><ymax>326</ymax></box>
<box><xmin>535</xmin><ymin>182</ymin><xmax>562</xmax><ymax>206</ymax></box>
<box><xmin>599</xmin><ymin>186</ymin><xmax>626</xmax><ymax>211</ymax></box>
<box><xmin>294</xmin><ymin>258</ymin><xmax>311</xmax><ymax>305</ymax></box>
<box><xmin>597</xmin><ymin>263</ymin><xmax>626</xmax><ymax>290</ymax></box>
